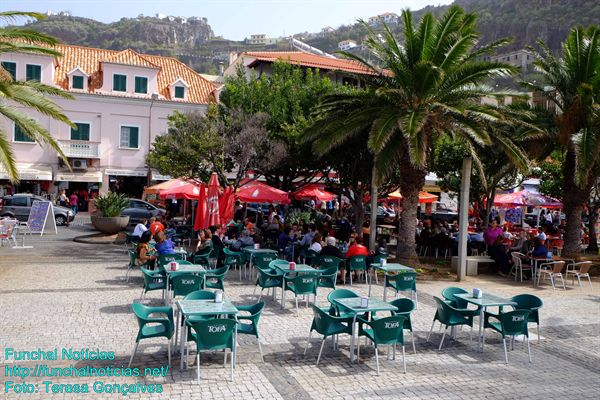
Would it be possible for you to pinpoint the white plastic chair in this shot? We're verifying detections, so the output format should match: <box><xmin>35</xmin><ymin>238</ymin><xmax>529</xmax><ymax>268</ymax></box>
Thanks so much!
<box><xmin>537</xmin><ymin>261</ymin><xmax>566</xmax><ymax>290</ymax></box>
<box><xmin>509</xmin><ymin>252</ymin><xmax>532</xmax><ymax>282</ymax></box>
<box><xmin>565</xmin><ymin>261</ymin><xmax>593</xmax><ymax>288</ymax></box>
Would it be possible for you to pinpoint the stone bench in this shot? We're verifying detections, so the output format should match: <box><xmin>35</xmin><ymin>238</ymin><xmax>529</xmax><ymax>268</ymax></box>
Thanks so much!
<box><xmin>451</xmin><ymin>256</ymin><xmax>496</xmax><ymax>276</ymax></box>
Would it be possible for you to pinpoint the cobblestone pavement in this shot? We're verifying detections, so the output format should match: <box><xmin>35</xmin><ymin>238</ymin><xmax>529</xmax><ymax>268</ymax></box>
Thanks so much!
<box><xmin>1</xmin><ymin>222</ymin><xmax>599</xmax><ymax>399</ymax></box>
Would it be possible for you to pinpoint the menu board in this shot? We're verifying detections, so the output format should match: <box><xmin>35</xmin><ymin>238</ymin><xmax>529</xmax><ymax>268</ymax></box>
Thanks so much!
<box><xmin>27</xmin><ymin>200</ymin><xmax>57</xmax><ymax>235</ymax></box>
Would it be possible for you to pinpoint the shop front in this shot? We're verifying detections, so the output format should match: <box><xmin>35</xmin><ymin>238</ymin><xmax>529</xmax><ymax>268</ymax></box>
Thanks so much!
<box><xmin>105</xmin><ymin>169</ymin><xmax>170</xmax><ymax>199</ymax></box>
<box><xmin>0</xmin><ymin>163</ymin><xmax>54</xmax><ymax>198</ymax></box>
<box><xmin>54</xmin><ymin>171</ymin><xmax>103</xmax><ymax>211</ymax></box>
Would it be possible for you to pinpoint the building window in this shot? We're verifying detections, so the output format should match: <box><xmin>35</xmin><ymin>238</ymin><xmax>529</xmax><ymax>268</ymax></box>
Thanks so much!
<box><xmin>14</xmin><ymin>124</ymin><xmax>34</xmax><ymax>143</ymax></box>
<box><xmin>120</xmin><ymin>126</ymin><xmax>139</xmax><ymax>149</ymax></box>
<box><xmin>1</xmin><ymin>61</ymin><xmax>16</xmax><ymax>80</ymax></box>
<box><xmin>71</xmin><ymin>123</ymin><xmax>90</xmax><ymax>141</ymax></box>
<box><xmin>134</xmin><ymin>76</ymin><xmax>148</xmax><ymax>94</ymax></box>
<box><xmin>25</xmin><ymin>64</ymin><xmax>41</xmax><ymax>81</ymax></box>
<box><xmin>72</xmin><ymin>75</ymin><xmax>84</xmax><ymax>89</ymax></box>
<box><xmin>174</xmin><ymin>86</ymin><xmax>185</xmax><ymax>99</ymax></box>
<box><xmin>113</xmin><ymin>74</ymin><xmax>127</xmax><ymax>92</ymax></box>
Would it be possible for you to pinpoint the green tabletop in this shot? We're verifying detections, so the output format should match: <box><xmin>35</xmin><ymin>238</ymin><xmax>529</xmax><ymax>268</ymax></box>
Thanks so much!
<box><xmin>242</xmin><ymin>248</ymin><xmax>278</xmax><ymax>254</ymax></box>
<box><xmin>271</xmin><ymin>263</ymin><xmax>320</xmax><ymax>274</ymax></box>
<box><xmin>455</xmin><ymin>293</ymin><xmax>517</xmax><ymax>307</ymax></box>
<box><xmin>371</xmin><ymin>263</ymin><xmax>415</xmax><ymax>273</ymax></box>
<box><xmin>333</xmin><ymin>297</ymin><xmax>398</xmax><ymax>314</ymax></box>
<box><xmin>165</xmin><ymin>264</ymin><xmax>206</xmax><ymax>275</ymax></box>
<box><xmin>177</xmin><ymin>299</ymin><xmax>238</xmax><ymax>316</ymax></box>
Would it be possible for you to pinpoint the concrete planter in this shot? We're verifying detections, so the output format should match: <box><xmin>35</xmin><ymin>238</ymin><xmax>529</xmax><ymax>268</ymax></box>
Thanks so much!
<box><xmin>91</xmin><ymin>215</ymin><xmax>130</xmax><ymax>234</ymax></box>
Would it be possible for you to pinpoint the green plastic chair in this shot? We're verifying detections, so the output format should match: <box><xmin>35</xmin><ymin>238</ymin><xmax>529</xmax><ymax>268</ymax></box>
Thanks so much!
<box><xmin>318</xmin><ymin>255</ymin><xmax>343</xmax><ymax>270</ymax></box>
<box><xmin>171</xmin><ymin>273</ymin><xmax>204</xmax><ymax>302</ymax></box>
<box><xmin>140</xmin><ymin>267</ymin><xmax>167</xmax><ymax>300</ymax></box>
<box><xmin>357</xmin><ymin>315</ymin><xmax>408</xmax><ymax>375</ymax></box>
<box><xmin>184</xmin><ymin>290</ymin><xmax>216</xmax><ymax>301</ymax></box>
<box><xmin>193</xmin><ymin>242</ymin><xmax>213</xmax><ymax>265</ymax></box>
<box><xmin>483</xmin><ymin>309</ymin><xmax>532</xmax><ymax>364</ymax></box>
<box><xmin>347</xmin><ymin>255</ymin><xmax>367</xmax><ymax>285</ymax></box>
<box><xmin>389</xmin><ymin>298</ymin><xmax>417</xmax><ymax>354</ymax></box>
<box><xmin>204</xmin><ymin>266</ymin><xmax>230</xmax><ymax>291</ymax></box>
<box><xmin>427</xmin><ymin>297</ymin><xmax>474</xmax><ymax>350</ymax></box>
<box><xmin>157</xmin><ymin>253</ymin><xmax>186</xmax><ymax>268</ymax></box>
<box><xmin>327</xmin><ymin>288</ymin><xmax>360</xmax><ymax>319</ymax></box>
<box><xmin>223</xmin><ymin>248</ymin><xmax>245</xmax><ymax>280</ymax></box>
<box><xmin>510</xmin><ymin>294</ymin><xmax>543</xmax><ymax>344</ymax></box>
<box><xmin>441</xmin><ymin>287</ymin><xmax>479</xmax><ymax>317</ymax></box>
<box><xmin>370</xmin><ymin>253</ymin><xmax>388</xmax><ymax>284</ymax></box>
<box><xmin>269</xmin><ymin>259</ymin><xmax>290</xmax><ymax>269</ymax></box>
<box><xmin>253</xmin><ymin>253</ymin><xmax>278</xmax><ymax>270</ymax></box>
<box><xmin>254</xmin><ymin>267</ymin><xmax>283</xmax><ymax>301</ymax></box>
<box><xmin>304</xmin><ymin>305</ymin><xmax>352</xmax><ymax>364</ymax></box>
<box><xmin>236</xmin><ymin>301</ymin><xmax>266</xmax><ymax>362</ymax></box>
<box><xmin>304</xmin><ymin>249</ymin><xmax>319</xmax><ymax>267</ymax></box>
<box><xmin>129</xmin><ymin>303</ymin><xmax>174</xmax><ymax>368</ymax></box>
<box><xmin>187</xmin><ymin>318</ymin><xmax>236</xmax><ymax>382</ymax></box>
<box><xmin>384</xmin><ymin>271</ymin><xmax>418</xmax><ymax>308</ymax></box>
<box><xmin>318</xmin><ymin>266</ymin><xmax>339</xmax><ymax>290</ymax></box>
<box><xmin>284</xmin><ymin>273</ymin><xmax>320</xmax><ymax>316</ymax></box>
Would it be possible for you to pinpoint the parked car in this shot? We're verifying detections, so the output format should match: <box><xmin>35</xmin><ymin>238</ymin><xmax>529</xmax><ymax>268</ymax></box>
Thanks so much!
<box><xmin>429</xmin><ymin>201</ymin><xmax>458</xmax><ymax>223</ymax></box>
<box><xmin>121</xmin><ymin>199</ymin><xmax>166</xmax><ymax>224</ymax></box>
<box><xmin>0</xmin><ymin>194</ymin><xmax>74</xmax><ymax>226</ymax></box>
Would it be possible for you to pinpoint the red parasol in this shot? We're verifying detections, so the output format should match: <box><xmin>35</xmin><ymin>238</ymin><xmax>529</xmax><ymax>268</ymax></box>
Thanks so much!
<box><xmin>293</xmin><ymin>184</ymin><xmax>336</xmax><ymax>202</ymax></box>
<box><xmin>194</xmin><ymin>182</ymin><xmax>208</xmax><ymax>231</ymax></box>
<box><xmin>219</xmin><ymin>186</ymin><xmax>235</xmax><ymax>226</ymax></box>
<box><xmin>207</xmin><ymin>173</ymin><xmax>220</xmax><ymax>227</ymax></box>
<box><xmin>493</xmin><ymin>190</ymin><xmax>562</xmax><ymax>209</ymax></box>
<box><xmin>158</xmin><ymin>180</ymin><xmax>202</xmax><ymax>200</ymax></box>
<box><xmin>236</xmin><ymin>180</ymin><xmax>290</xmax><ymax>204</ymax></box>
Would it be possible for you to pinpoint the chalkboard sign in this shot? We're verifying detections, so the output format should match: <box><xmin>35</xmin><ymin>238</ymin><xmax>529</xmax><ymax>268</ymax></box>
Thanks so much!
<box><xmin>27</xmin><ymin>200</ymin><xmax>57</xmax><ymax>235</ymax></box>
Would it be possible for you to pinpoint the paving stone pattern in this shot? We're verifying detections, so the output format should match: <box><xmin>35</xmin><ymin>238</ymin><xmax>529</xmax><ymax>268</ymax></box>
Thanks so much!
<box><xmin>0</xmin><ymin>221</ymin><xmax>599</xmax><ymax>399</ymax></box>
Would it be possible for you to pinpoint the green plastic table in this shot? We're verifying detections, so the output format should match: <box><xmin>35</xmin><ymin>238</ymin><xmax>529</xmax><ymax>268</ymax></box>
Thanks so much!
<box><xmin>242</xmin><ymin>248</ymin><xmax>278</xmax><ymax>279</ymax></box>
<box><xmin>176</xmin><ymin>299</ymin><xmax>239</xmax><ymax>371</ymax></box>
<box><xmin>455</xmin><ymin>292</ymin><xmax>517</xmax><ymax>352</ymax></box>
<box><xmin>332</xmin><ymin>297</ymin><xmax>398</xmax><ymax>363</ymax></box>
<box><xmin>270</xmin><ymin>263</ymin><xmax>321</xmax><ymax>309</ymax></box>
<box><xmin>164</xmin><ymin>264</ymin><xmax>207</xmax><ymax>300</ymax></box>
<box><xmin>369</xmin><ymin>263</ymin><xmax>415</xmax><ymax>297</ymax></box>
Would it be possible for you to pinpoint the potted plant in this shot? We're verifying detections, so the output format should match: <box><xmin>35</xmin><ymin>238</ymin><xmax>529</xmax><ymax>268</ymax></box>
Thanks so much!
<box><xmin>90</xmin><ymin>192</ymin><xmax>130</xmax><ymax>234</ymax></box>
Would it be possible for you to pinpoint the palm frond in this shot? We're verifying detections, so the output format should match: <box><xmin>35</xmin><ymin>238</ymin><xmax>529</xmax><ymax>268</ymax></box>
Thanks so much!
<box><xmin>0</xmin><ymin>128</ymin><xmax>18</xmax><ymax>182</ymax></box>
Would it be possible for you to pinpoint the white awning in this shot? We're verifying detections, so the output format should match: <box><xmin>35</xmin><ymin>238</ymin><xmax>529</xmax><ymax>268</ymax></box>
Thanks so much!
<box><xmin>0</xmin><ymin>164</ymin><xmax>53</xmax><ymax>181</ymax></box>
<box><xmin>105</xmin><ymin>168</ymin><xmax>147</xmax><ymax>177</ymax></box>
<box><xmin>55</xmin><ymin>171</ymin><xmax>103</xmax><ymax>183</ymax></box>
<box><xmin>152</xmin><ymin>170</ymin><xmax>172</xmax><ymax>181</ymax></box>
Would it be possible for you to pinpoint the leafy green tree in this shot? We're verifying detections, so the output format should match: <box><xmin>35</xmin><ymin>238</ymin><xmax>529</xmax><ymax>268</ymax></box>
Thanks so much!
<box><xmin>525</xmin><ymin>26</ymin><xmax>600</xmax><ymax>257</ymax></box>
<box><xmin>534</xmin><ymin>152</ymin><xmax>564</xmax><ymax>200</ymax></box>
<box><xmin>0</xmin><ymin>11</ymin><xmax>73</xmax><ymax>182</ymax></box>
<box><xmin>307</xmin><ymin>6</ymin><xmax>527</xmax><ymax>263</ymax></box>
<box><xmin>219</xmin><ymin>61</ymin><xmax>338</xmax><ymax>190</ymax></box>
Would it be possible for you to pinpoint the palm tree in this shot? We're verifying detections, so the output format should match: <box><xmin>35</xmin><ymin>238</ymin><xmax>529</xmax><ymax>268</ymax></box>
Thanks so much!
<box><xmin>524</xmin><ymin>26</ymin><xmax>600</xmax><ymax>258</ymax></box>
<box><xmin>306</xmin><ymin>6</ymin><xmax>528</xmax><ymax>263</ymax></box>
<box><xmin>0</xmin><ymin>11</ymin><xmax>73</xmax><ymax>182</ymax></box>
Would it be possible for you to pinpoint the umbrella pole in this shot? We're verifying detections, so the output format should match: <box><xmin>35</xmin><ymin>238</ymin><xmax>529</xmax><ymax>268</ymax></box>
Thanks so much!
<box><xmin>191</xmin><ymin>200</ymin><xmax>195</xmax><ymax>242</ymax></box>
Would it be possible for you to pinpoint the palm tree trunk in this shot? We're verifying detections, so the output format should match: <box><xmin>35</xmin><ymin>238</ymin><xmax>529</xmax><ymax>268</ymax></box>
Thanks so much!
<box><xmin>562</xmin><ymin>150</ymin><xmax>587</xmax><ymax>258</ymax></box>
<box><xmin>369</xmin><ymin>162</ymin><xmax>378</xmax><ymax>252</ymax></box>
<box><xmin>587</xmin><ymin>203</ymin><xmax>599</xmax><ymax>253</ymax></box>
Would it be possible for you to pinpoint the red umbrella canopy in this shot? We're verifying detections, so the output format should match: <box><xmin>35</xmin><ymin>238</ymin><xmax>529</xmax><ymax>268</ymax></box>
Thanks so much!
<box><xmin>207</xmin><ymin>173</ymin><xmax>220</xmax><ymax>227</ymax></box>
<box><xmin>236</xmin><ymin>180</ymin><xmax>290</xmax><ymax>204</ymax></box>
<box><xmin>158</xmin><ymin>179</ymin><xmax>202</xmax><ymax>200</ymax></box>
<box><xmin>387</xmin><ymin>190</ymin><xmax>439</xmax><ymax>204</ymax></box>
<box><xmin>293</xmin><ymin>184</ymin><xmax>336</xmax><ymax>202</ymax></box>
<box><xmin>494</xmin><ymin>190</ymin><xmax>562</xmax><ymax>209</ymax></box>
<box><xmin>194</xmin><ymin>182</ymin><xmax>208</xmax><ymax>231</ymax></box>
<box><xmin>219</xmin><ymin>186</ymin><xmax>235</xmax><ymax>226</ymax></box>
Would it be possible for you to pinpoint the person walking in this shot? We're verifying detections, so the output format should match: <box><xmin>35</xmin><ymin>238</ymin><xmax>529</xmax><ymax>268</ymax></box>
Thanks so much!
<box><xmin>69</xmin><ymin>191</ymin><xmax>79</xmax><ymax>215</ymax></box>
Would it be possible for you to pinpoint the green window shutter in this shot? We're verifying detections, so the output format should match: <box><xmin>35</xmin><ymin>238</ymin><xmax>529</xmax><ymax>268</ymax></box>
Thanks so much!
<box><xmin>26</xmin><ymin>64</ymin><xmax>41</xmax><ymax>81</ymax></box>
<box><xmin>71</xmin><ymin>123</ymin><xmax>90</xmax><ymax>141</ymax></box>
<box><xmin>120</xmin><ymin>126</ymin><xmax>139</xmax><ymax>148</ymax></box>
<box><xmin>134</xmin><ymin>77</ymin><xmax>148</xmax><ymax>93</ymax></box>
<box><xmin>113</xmin><ymin>74</ymin><xmax>126</xmax><ymax>91</ymax></box>
<box><xmin>14</xmin><ymin>125</ymin><xmax>34</xmax><ymax>142</ymax></box>
<box><xmin>1</xmin><ymin>61</ymin><xmax>16</xmax><ymax>80</ymax></box>
<box><xmin>174</xmin><ymin>86</ymin><xmax>185</xmax><ymax>99</ymax></box>
<box><xmin>72</xmin><ymin>75</ymin><xmax>84</xmax><ymax>89</ymax></box>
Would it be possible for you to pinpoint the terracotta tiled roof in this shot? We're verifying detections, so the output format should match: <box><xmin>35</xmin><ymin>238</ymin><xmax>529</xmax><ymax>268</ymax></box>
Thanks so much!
<box><xmin>52</xmin><ymin>44</ymin><xmax>216</xmax><ymax>104</ymax></box>
<box><xmin>243</xmin><ymin>51</ymin><xmax>377</xmax><ymax>75</ymax></box>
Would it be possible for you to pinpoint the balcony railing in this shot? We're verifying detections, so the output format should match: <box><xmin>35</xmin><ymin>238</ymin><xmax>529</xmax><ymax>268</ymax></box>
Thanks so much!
<box><xmin>58</xmin><ymin>140</ymin><xmax>100</xmax><ymax>158</ymax></box>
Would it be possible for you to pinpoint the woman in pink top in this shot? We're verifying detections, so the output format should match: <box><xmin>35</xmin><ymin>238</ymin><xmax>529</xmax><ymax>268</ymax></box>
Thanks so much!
<box><xmin>483</xmin><ymin>217</ymin><xmax>503</xmax><ymax>246</ymax></box>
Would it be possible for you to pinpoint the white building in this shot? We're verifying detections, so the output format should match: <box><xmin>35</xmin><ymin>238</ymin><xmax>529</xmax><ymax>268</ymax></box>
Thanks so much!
<box><xmin>338</xmin><ymin>40</ymin><xmax>358</xmax><ymax>51</ymax></box>
<box><xmin>245</xmin><ymin>34</ymin><xmax>280</xmax><ymax>45</ymax></box>
<box><xmin>368</xmin><ymin>12</ymin><xmax>399</xmax><ymax>26</ymax></box>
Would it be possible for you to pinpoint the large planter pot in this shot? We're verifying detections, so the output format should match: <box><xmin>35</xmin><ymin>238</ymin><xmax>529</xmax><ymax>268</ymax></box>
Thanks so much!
<box><xmin>91</xmin><ymin>215</ymin><xmax>130</xmax><ymax>234</ymax></box>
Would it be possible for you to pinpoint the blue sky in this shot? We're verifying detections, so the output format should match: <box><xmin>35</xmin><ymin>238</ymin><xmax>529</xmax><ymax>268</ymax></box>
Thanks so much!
<box><xmin>2</xmin><ymin>0</ymin><xmax>454</xmax><ymax>40</ymax></box>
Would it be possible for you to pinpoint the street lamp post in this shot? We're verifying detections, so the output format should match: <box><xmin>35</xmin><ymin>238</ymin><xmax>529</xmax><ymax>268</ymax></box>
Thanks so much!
<box><xmin>457</xmin><ymin>157</ymin><xmax>472</xmax><ymax>281</ymax></box>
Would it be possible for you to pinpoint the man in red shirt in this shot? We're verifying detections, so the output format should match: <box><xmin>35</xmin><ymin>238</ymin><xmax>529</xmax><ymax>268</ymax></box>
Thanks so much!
<box><xmin>344</xmin><ymin>236</ymin><xmax>369</xmax><ymax>283</ymax></box>
<box><xmin>149</xmin><ymin>217</ymin><xmax>165</xmax><ymax>235</ymax></box>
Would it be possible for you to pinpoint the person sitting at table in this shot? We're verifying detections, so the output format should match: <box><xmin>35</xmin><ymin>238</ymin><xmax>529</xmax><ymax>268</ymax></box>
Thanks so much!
<box><xmin>149</xmin><ymin>217</ymin><xmax>165</xmax><ymax>236</ymax></box>
<box><xmin>132</xmin><ymin>218</ymin><xmax>148</xmax><ymax>239</ymax></box>
<box><xmin>321</xmin><ymin>236</ymin><xmax>343</xmax><ymax>258</ymax></box>
<box><xmin>537</xmin><ymin>226</ymin><xmax>548</xmax><ymax>242</ymax></box>
<box><xmin>489</xmin><ymin>234</ymin><xmax>512</xmax><ymax>277</ymax></box>
<box><xmin>154</xmin><ymin>230</ymin><xmax>175</xmax><ymax>255</ymax></box>
<box><xmin>136</xmin><ymin>230</ymin><xmax>157</xmax><ymax>267</ymax></box>
<box><xmin>231</xmin><ymin>230</ymin><xmax>254</xmax><ymax>251</ymax></box>
<box><xmin>195</xmin><ymin>229</ymin><xmax>212</xmax><ymax>253</ymax></box>
<box><xmin>278</xmin><ymin>226</ymin><xmax>296</xmax><ymax>260</ymax></box>
<box><xmin>531</xmin><ymin>237</ymin><xmax>549</xmax><ymax>258</ymax></box>
<box><xmin>209</xmin><ymin>225</ymin><xmax>225</xmax><ymax>249</ymax></box>
<box><xmin>344</xmin><ymin>235</ymin><xmax>369</xmax><ymax>282</ymax></box>
<box><xmin>310</xmin><ymin>232</ymin><xmax>323</xmax><ymax>253</ymax></box>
